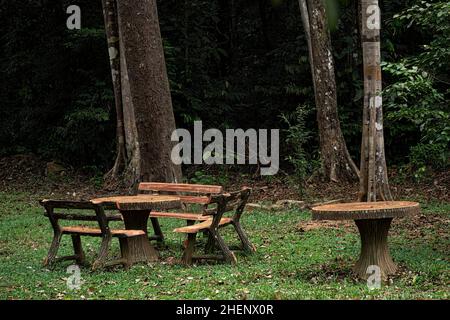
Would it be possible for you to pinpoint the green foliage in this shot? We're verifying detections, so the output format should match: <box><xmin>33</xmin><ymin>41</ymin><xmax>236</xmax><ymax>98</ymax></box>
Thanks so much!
<box><xmin>281</xmin><ymin>105</ymin><xmax>317</xmax><ymax>188</ymax></box>
<box><xmin>189</xmin><ymin>169</ymin><xmax>229</xmax><ymax>186</ymax></box>
<box><xmin>47</xmin><ymin>80</ymin><xmax>114</xmax><ymax>167</ymax></box>
<box><xmin>0</xmin><ymin>0</ymin><xmax>114</xmax><ymax>168</ymax></box>
<box><xmin>1</xmin><ymin>0</ymin><xmax>448</xmax><ymax>176</ymax></box>
<box><xmin>383</xmin><ymin>61</ymin><xmax>449</xmax><ymax>170</ymax></box>
<box><xmin>383</xmin><ymin>0</ymin><xmax>450</xmax><ymax>172</ymax></box>
<box><xmin>409</xmin><ymin>144</ymin><xmax>446</xmax><ymax>180</ymax></box>
<box><xmin>393</xmin><ymin>1</ymin><xmax>450</xmax><ymax>72</ymax></box>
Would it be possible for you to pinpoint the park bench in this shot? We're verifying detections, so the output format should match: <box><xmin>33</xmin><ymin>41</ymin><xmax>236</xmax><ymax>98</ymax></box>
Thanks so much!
<box><xmin>139</xmin><ymin>182</ymin><xmax>224</xmax><ymax>225</ymax></box>
<box><xmin>174</xmin><ymin>188</ymin><xmax>253</xmax><ymax>265</ymax></box>
<box><xmin>138</xmin><ymin>183</ymin><xmax>255</xmax><ymax>263</ymax></box>
<box><xmin>140</xmin><ymin>183</ymin><xmax>221</xmax><ymax>222</ymax></box>
<box><xmin>40</xmin><ymin>199</ymin><xmax>146</xmax><ymax>270</ymax></box>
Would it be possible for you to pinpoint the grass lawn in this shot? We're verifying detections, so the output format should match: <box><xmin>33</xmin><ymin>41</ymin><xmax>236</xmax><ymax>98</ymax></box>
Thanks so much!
<box><xmin>0</xmin><ymin>192</ymin><xmax>448</xmax><ymax>300</ymax></box>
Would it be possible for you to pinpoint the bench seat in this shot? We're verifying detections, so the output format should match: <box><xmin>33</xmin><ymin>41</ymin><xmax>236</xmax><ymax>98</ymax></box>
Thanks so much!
<box><xmin>173</xmin><ymin>218</ymin><xmax>232</xmax><ymax>234</ymax></box>
<box><xmin>61</xmin><ymin>226</ymin><xmax>145</xmax><ymax>238</ymax></box>
<box><xmin>149</xmin><ymin>211</ymin><xmax>209</xmax><ymax>221</ymax></box>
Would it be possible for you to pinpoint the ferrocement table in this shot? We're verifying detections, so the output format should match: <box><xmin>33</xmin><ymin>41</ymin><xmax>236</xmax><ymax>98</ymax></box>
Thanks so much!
<box><xmin>312</xmin><ymin>201</ymin><xmax>420</xmax><ymax>279</ymax></box>
<box><xmin>91</xmin><ymin>195</ymin><xmax>181</xmax><ymax>265</ymax></box>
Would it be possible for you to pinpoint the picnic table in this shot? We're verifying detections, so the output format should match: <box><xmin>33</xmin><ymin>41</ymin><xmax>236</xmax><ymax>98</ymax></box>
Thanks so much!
<box><xmin>312</xmin><ymin>201</ymin><xmax>420</xmax><ymax>279</ymax></box>
<box><xmin>91</xmin><ymin>195</ymin><xmax>181</xmax><ymax>265</ymax></box>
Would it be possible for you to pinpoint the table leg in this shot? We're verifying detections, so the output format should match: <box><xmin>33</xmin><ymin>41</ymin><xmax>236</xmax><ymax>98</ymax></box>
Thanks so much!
<box><xmin>120</xmin><ymin>210</ymin><xmax>159</xmax><ymax>264</ymax></box>
<box><xmin>150</xmin><ymin>217</ymin><xmax>164</xmax><ymax>243</ymax></box>
<box><xmin>353</xmin><ymin>218</ymin><xmax>397</xmax><ymax>279</ymax></box>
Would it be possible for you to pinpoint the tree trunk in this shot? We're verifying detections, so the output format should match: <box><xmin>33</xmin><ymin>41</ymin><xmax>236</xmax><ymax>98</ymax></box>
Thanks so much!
<box><xmin>358</xmin><ymin>0</ymin><xmax>392</xmax><ymax>201</ymax></box>
<box><xmin>102</xmin><ymin>0</ymin><xmax>182</xmax><ymax>189</ymax></box>
<box><xmin>101</xmin><ymin>0</ymin><xmax>126</xmax><ymax>183</ymax></box>
<box><xmin>299</xmin><ymin>0</ymin><xmax>359</xmax><ymax>182</ymax></box>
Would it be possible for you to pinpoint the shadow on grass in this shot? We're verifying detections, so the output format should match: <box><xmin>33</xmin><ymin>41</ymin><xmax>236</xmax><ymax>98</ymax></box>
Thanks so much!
<box><xmin>293</xmin><ymin>258</ymin><xmax>359</xmax><ymax>284</ymax></box>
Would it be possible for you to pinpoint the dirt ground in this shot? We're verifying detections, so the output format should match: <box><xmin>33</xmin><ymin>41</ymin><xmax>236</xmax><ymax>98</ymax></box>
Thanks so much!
<box><xmin>1</xmin><ymin>154</ymin><xmax>447</xmax><ymax>202</ymax></box>
<box><xmin>1</xmin><ymin>153</ymin><xmax>448</xmax><ymax>234</ymax></box>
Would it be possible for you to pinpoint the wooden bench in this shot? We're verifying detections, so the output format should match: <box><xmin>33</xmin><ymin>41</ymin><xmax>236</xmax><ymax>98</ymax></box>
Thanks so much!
<box><xmin>40</xmin><ymin>199</ymin><xmax>145</xmax><ymax>270</ymax></box>
<box><xmin>138</xmin><ymin>182</ymin><xmax>255</xmax><ymax>264</ymax></box>
<box><xmin>138</xmin><ymin>182</ymin><xmax>223</xmax><ymax>242</ymax></box>
<box><xmin>174</xmin><ymin>188</ymin><xmax>254</xmax><ymax>265</ymax></box>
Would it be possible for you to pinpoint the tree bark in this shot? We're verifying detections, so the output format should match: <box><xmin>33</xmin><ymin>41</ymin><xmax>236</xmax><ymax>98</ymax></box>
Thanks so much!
<box><xmin>298</xmin><ymin>0</ymin><xmax>313</xmax><ymax>88</ymax></box>
<box><xmin>358</xmin><ymin>0</ymin><xmax>392</xmax><ymax>201</ymax></box>
<box><xmin>101</xmin><ymin>0</ymin><xmax>126</xmax><ymax>183</ymax></box>
<box><xmin>102</xmin><ymin>0</ymin><xmax>182</xmax><ymax>189</ymax></box>
<box><xmin>299</xmin><ymin>0</ymin><xmax>359</xmax><ymax>182</ymax></box>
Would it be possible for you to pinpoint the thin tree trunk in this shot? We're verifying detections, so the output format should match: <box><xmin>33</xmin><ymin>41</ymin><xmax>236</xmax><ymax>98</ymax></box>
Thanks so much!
<box><xmin>298</xmin><ymin>0</ymin><xmax>315</xmax><ymax>94</ymax></box>
<box><xmin>358</xmin><ymin>0</ymin><xmax>392</xmax><ymax>201</ymax></box>
<box><xmin>299</xmin><ymin>0</ymin><xmax>359</xmax><ymax>182</ymax></box>
<box><xmin>102</xmin><ymin>0</ymin><xmax>182</xmax><ymax>189</ymax></box>
<box><xmin>101</xmin><ymin>0</ymin><xmax>126</xmax><ymax>186</ymax></box>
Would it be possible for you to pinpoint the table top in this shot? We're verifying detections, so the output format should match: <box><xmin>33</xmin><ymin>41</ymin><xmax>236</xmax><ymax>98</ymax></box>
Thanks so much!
<box><xmin>312</xmin><ymin>201</ymin><xmax>420</xmax><ymax>221</ymax></box>
<box><xmin>91</xmin><ymin>195</ymin><xmax>181</xmax><ymax>211</ymax></box>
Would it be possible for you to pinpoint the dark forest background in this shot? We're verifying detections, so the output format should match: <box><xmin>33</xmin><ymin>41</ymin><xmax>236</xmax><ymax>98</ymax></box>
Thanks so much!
<box><xmin>1</xmin><ymin>0</ymin><xmax>448</xmax><ymax>181</ymax></box>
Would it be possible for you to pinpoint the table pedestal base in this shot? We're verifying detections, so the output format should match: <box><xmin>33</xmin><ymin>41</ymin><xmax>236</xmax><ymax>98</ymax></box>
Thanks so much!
<box><xmin>120</xmin><ymin>235</ymin><xmax>159</xmax><ymax>264</ymax></box>
<box><xmin>353</xmin><ymin>218</ymin><xmax>397</xmax><ymax>279</ymax></box>
<box><xmin>121</xmin><ymin>210</ymin><xmax>159</xmax><ymax>264</ymax></box>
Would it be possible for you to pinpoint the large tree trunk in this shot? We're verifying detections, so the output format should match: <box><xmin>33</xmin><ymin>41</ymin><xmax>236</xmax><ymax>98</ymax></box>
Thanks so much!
<box><xmin>102</xmin><ymin>0</ymin><xmax>182</xmax><ymax>189</ymax></box>
<box><xmin>299</xmin><ymin>0</ymin><xmax>359</xmax><ymax>182</ymax></box>
<box><xmin>358</xmin><ymin>0</ymin><xmax>392</xmax><ymax>201</ymax></box>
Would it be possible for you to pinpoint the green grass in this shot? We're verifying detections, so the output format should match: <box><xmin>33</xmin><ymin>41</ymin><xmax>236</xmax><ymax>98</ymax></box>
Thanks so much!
<box><xmin>0</xmin><ymin>192</ymin><xmax>448</xmax><ymax>300</ymax></box>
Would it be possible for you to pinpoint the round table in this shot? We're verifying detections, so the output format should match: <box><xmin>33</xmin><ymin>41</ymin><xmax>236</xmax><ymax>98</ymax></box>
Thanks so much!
<box><xmin>91</xmin><ymin>195</ymin><xmax>181</xmax><ymax>265</ymax></box>
<box><xmin>312</xmin><ymin>201</ymin><xmax>420</xmax><ymax>279</ymax></box>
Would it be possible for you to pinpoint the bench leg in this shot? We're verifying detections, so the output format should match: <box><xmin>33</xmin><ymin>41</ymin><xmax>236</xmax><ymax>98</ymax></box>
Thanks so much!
<box><xmin>210</xmin><ymin>230</ymin><xmax>237</xmax><ymax>264</ymax></box>
<box><xmin>71</xmin><ymin>235</ymin><xmax>86</xmax><ymax>265</ymax></box>
<box><xmin>150</xmin><ymin>217</ymin><xmax>164</xmax><ymax>243</ymax></box>
<box><xmin>205</xmin><ymin>232</ymin><xmax>216</xmax><ymax>254</ymax></box>
<box><xmin>44</xmin><ymin>232</ymin><xmax>62</xmax><ymax>267</ymax></box>
<box><xmin>186</xmin><ymin>220</ymin><xmax>195</xmax><ymax>226</ymax></box>
<box><xmin>186</xmin><ymin>220</ymin><xmax>209</xmax><ymax>239</ymax></box>
<box><xmin>92</xmin><ymin>235</ymin><xmax>112</xmax><ymax>270</ymax></box>
<box><xmin>233</xmin><ymin>221</ymin><xmax>256</xmax><ymax>254</ymax></box>
<box><xmin>182</xmin><ymin>233</ymin><xmax>197</xmax><ymax>265</ymax></box>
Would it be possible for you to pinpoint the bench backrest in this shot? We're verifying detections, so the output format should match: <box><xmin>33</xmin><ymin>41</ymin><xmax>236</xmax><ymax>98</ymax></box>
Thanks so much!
<box><xmin>138</xmin><ymin>182</ymin><xmax>223</xmax><ymax>208</ymax></box>
<box><xmin>206</xmin><ymin>187</ymin><xmax>252</xmax><ymax>227</ymax></box>
<box><xmin>39</xmin><ymin>200</ymin><xmax>121</xmax><ymax>236</ymax></box>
